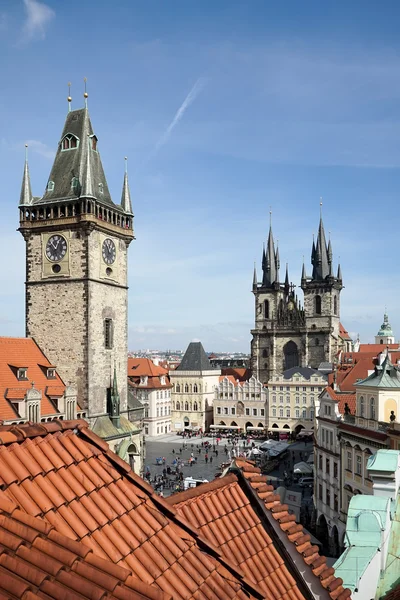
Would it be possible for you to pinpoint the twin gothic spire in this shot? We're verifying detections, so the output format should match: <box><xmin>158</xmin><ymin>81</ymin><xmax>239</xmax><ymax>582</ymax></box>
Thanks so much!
<box><xmin>255</xmin><ymin>209</ymin><xmax>343</xmax><ymax>290</ymax></box>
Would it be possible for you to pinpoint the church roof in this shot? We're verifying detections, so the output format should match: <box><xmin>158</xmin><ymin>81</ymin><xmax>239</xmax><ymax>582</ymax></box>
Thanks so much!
<box><xmin>282</xmin><ymin>366</ymin><xmax>324</xmax><ymax>380</ymax></box>
<box><xmin>377</xmin><ymin>313</ymin><xmax>394</xmax><ymax>338</ymax></box>
<box><xmin>356</xmin><ymin>354</ymin><xmax>400</xmax><ymax>389</ymax></box>
<box><xmin>176</xmin><ymin>342</ymin><xmax>217</xmax><ymax>372</ymax></box>
<box><xmin>36</xmin><ymin>108</ymin><xmax>118</xmax><ymax>208</ymax></box>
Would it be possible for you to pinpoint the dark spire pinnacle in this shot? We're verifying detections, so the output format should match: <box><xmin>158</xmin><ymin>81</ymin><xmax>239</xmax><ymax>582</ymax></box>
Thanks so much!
<box><xmin>337</xmin><ymin>263</ymin><xmax>342</xmax><ymax>281</ymax></box>
<box><xmin>110</xmin><ymin>363</ymin><xmax>120</xmax><ymax>429</ymax></box>
<box><xmin>275</xmin><ymin>242</ymin><xmax>280</xmax><ymax>274</ymax></box>
<box><xmin>327</xmin><ymin>238</ymin><xmax>333</xmax><ymax>264</ymax></box>
<box><xmin>285</xmin><ymin>263</ymin><xmax>289</xmax><ymax>287</ymax></box>
<box><xmin>19</xmin><ymin>145</ymin><xmax>33</xmax><ymax>206</ymax></box>
<box><xmin>262</xmin><ymin>222</ymin><xmax>278</xmax><ymax>288</ymax></box>
<box><xmin>301</xmin><ymin>257</ymin><xmax>306</xmax><ymax>281</ymax></box>
<box><xmin>311</xmin><ymin>207</ymin><xmax>330</xmax><ymax>281</ymax></box>
<box><xmin>253</xmin><ymin>262</ymin><xmax>257</xmax><ymax>291</ymax></box>
<box><xmin>121</xmin><ymin>157</ymin><xmax>133</xmax><ymax>214</ymax></box>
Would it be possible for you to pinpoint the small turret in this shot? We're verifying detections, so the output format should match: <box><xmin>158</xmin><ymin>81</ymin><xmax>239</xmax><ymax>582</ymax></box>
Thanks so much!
<box><xmin>80</xmin><ymin>135</ymin><xmax>95</xmax><ymax>198</ymax></box>
<box><xmin>110</xmin><ymin>363</ymin><xmax>120</xmax><ymax>429</ymax></box>
<box><xmin>19</xmin><ymin>145</ymin><xmax>33</xmax><ymax>207</ymax></box>
<box><xmin>121</xmin><ymin>157</ymin><xmax>133</xmax><ymax>215</ymax></box>
<box><xmin>252</xmin><ymin>263</ymin><xmax>257</xmax><ymax>291</ymax></box>
<box><xmin>301</xmin><ymin>259</ymin><xmax>306</xmax><ymax>282</ymax></box>
<box><xmin>284</xmin><ymin>263</ymin><xmax>289</xmax><ymax>295</ymax></box>
<box><xmin>337</xmin><ymin>263</ymin><xmax>342</xmax><ymax>282</ymax></box>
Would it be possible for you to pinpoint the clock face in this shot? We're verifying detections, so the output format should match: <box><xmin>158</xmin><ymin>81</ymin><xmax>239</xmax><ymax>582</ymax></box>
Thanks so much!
<box><xmin>102</xmin><ymin>238</ymin><xmax>116</xmax><ymax>265</ymax></box>
<box><xmin>45</xmin><ymin>235</ymin><xmax>67</xmax><ymax>262</ymax></box>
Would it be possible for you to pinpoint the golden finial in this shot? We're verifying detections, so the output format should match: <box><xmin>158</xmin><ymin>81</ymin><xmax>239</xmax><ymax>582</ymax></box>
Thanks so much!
<box><xmin>67</xmin><ymin>82</ymin><xmax>72</xmax><ymax>112</ymax></box>
<box><xmin>83</xmin><ymin>77</ymin><xmax>88</xmax><ymax>108</ymax></box>
<box><xmin>24</xmin><ymin>143</ymin><xmax>28</xmax><ymax>161</ymax></box>
<box><xmin>320</xmin><ymin>197</ymin><xmax>323</xmax><ymax>217</ymax></box>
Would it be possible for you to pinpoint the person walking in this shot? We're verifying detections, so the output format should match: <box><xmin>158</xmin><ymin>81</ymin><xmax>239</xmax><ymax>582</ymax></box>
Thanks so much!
<box><xmin>210</xmin><ymin>456</ymin><xmax>213</xmax><ymax>464</ymax></box>
<box><xmin>205</xmin><ymin>453</ymin><xmax>208</xmax><ymax>464</ymax></box>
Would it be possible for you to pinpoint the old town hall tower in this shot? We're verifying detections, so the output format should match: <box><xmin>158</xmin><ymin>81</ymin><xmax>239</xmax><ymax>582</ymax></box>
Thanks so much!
<box><xmin>251</xmin><ymin>213</ymin><xmax>343</xmax><ymax>384</ymax></box>
<box><xmin>18</xmin><ymin>98</ymin><xmax>134</xmax><ymax>423</ymax></box>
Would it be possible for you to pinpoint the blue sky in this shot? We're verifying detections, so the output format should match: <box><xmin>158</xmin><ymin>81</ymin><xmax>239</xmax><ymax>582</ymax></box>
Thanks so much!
<box><xmin>1</xmin><ymin>0</ymin><xmax>400</xmax><ymax>352</ymax></box>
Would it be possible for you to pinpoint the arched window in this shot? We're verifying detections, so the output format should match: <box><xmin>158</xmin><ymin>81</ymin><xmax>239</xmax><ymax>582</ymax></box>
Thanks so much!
<box><xmin>184</xmin><ymin>402</ymin><xmax>189</xmax><ymax>411</ymax></box>
<box><xmin>176</xmin><ymin>401</ymin><xmax>180</xmax><ymax>410</ymax></box>
<box><xmin>47</xmin><ymin>181</ymin><xmax>54</xmax><ymax>192</ymax></box>
<box><xmin>333</xmin><ymin>295</ymin><xmax>338</xmax><ymax>315</ymax></box>
<box><xmin>91</xmin><ymin>136</ymin><xmax>98</xmax><ymax>151</ymax></box>
<box><xmin>193</xmin><ymin>384</ymin><xmax>198</xmax><ymax>393</ymax></box>
<box><xmin>370</xmin><ymin>397</ymin><xmax>376</xmax><ymax>420</ymax></box>
<box><xmin>176</xmin><ymin>384</ymin><xmax>180</xmax><ymax>393</ymax></box>
<box><xmin>360</xmin><ymin>396</ymin><xmax>365</xmax><ymax>417</ymax></box>
<box><xmin>263</xmin><ymin>348</ymin><xmax>268</xmax><ymax>358</ymax></box>
<box><xmin>315</xmin><ymin>338</ymin><xmax>319</xmax><ymax>346</ymax></box>
<box><xmin>184</xmin><ymin>384</ymin><xmax>189</xmax><ymax>393</ymax></box>
<box><xmin>284</xmin><ymin>341</ymin><xmax>299</xmax><ymax>370</ymax></box>
<box><xmin>61</xmin><ymin>134</ymin><xmax>79</xmax><ymax>151</ymax></box>
<box><xmin>264</xmin><ymin>300</ymin><xmax>269</xmax><ymax>319</ymax></box>
<box><xmin>193</xmin><ymin>402</ymin><xmax>198</xmax><ymax>411</ymax></box>
<box><xmin>70</xmin><ymin>177</ymin><xmax>79</xmax><ymax>193</ymax></box>
<box><xmin>315</xmin><ymin>295</ymin><xmax>322</xmax><ymax>315</ymax></box>
<box><xmin>98</xmin><ymin>182</ymin><xmax>104</xmax><ymax>194</ymax></box>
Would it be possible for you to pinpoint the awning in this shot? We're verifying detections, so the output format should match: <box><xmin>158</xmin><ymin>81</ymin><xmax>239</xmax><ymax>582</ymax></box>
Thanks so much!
<box><xmin>210</xmin><ymin>425</ymin><xmax>241</xmax><ymax>430</ymax></box>
<box><xmin>246</xmin><ymin>426</ymin><xmax>266</xmax><ymax>431</ymax></box>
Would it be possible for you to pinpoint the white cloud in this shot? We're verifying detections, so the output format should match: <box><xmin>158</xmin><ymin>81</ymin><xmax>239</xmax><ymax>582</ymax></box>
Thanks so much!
<box><xmin>22</xmin><ymin>0</ymin><xmax>55</xmax><ymax>41</ymax></box>
<box><xmin>25</xmin><ymin>139</ymin><xmax>54</xmax><ymax>160</ymax></box>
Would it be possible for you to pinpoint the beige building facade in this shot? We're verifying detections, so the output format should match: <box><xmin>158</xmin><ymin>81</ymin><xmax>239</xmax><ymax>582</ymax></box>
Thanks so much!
<box><xmin>213</xmin><ymin>375</ymin><xmax>268</xmax><ymax>432</ymax></box>
<box><xmin>170</xmin><ymin>342</ymin><xmax>220</xmax><ymax>432</ymax></box>
<box><xmin>268</xmin><ymin>367</ymin><xmax>325</xmax><ymax>435</ymax></box>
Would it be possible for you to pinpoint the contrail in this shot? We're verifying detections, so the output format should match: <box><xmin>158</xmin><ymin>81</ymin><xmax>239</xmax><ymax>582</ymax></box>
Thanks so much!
<box><xmin>154</xmin><ymin>77</ymin><xmax>207</xmax><ymax>152</ymax></box>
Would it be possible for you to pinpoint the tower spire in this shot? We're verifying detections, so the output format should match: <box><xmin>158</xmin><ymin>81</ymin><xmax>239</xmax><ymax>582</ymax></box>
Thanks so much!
<box><xmin>121</xmin><ymin>157</ymin><xmax>133</xmax><ymax>214</ymax></box>
<box><xmin>110</xmin><ymin>362</ymin><xmax>120</xmax><ymax>429</ymax></box>
<box><xmin>284</xmin><ymin>262</ymin><xmax>289</xmax><ymax>293</ymax></box>
<box><xmin>301</xmin><ymin>256</ymin><xmax>306</xmax><ymax>281</ymax></box>
<box><xmin>83</xmin><ymin>77</ymin><xmax>88</xmax><ymax>109</ymax></box>
<box><xmin>253</xmin><ymin>262</ymin><xmax>257</xmax><ymax>291</ymax></box>
<box><xmin>19</xmin><ymin>144</ymin><xmax>33</xmax><ymax>206</ymax></box>
<box><xmin>262</xmin><ymin>212</ymin><xmax>278</xmax><ymax>288</ymax></box>
<box><xmin>311</xmin><ymin>202</ymin><xmax>330</xmax><ymax>280</ymax></box>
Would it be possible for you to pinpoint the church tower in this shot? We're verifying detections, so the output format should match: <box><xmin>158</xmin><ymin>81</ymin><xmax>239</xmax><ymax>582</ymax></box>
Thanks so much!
<box><xmin>251</xmin><ymin>217</ymin><xmax>305</xmax><ymax>383</ymax></box>
<box><xmin>301</xmin><ymin>211</ymin><xmax>343</xmax><ymax>366</ymax></box>
<box><xmin>18</xmin><ymin>95</ymin><xmax>134</xmax><ymax>424</ymax></box>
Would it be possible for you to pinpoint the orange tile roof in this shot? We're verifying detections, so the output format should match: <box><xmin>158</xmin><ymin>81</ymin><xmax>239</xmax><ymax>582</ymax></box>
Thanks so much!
<box><xmin>0</xmin><ymin>494</ymin><xmax>171</xmax><ymax>600</ymax></box>
<box><xmin>339</xmin><ymin>323</ymin><xmax>352</xmax><ymax>341</ymax></box>
<box><xmin>0</xmin><ymin>338</ymin><xmax>65</xmax><ymax>421</ymax></box>
<box><xmin>358</xmin><ymin>344</ymin><xmax>398</xmax><ymax>353</ymax></box>
<box><xmin>168</xmin><ymin>459</ymin><xmax>351</xmax><ymax>600</ymax></box>
<box><xmin>324</xmin><ymin>387</ymin><xmax>356</xmax><ymax>415</ymax></box>
<box><xmin>221</xmin><ymin>368</ymin><xmax>251</xmax><ymax>381</ymax></box>
<box><xmin>0</xmin><ymin>419</ymin><xmax>262</xmax><ymax>600</ymax></box>
<box><xmin>128</xmin><ymin>358</ymin><xmax>172</xmax><ymax>390</ymax></box>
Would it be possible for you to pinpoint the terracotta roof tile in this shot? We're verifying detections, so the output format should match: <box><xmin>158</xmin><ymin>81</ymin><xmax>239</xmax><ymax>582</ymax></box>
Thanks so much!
<box><xmin>0</xmin><ymin>421</ymin><xmax>262</xmax><ymax>600</ymax></box>
<box><xmin>168</xmin><ymin>459</ymin><xmax>352</xmax><ymax>600</ymax></box>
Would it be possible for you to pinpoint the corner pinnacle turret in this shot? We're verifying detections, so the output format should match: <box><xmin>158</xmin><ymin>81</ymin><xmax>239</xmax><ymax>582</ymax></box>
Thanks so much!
<box><xmin>121</xmin><ymin>157</ymin><xmax>133</xmax><ymax>215</ymax></box>
<box><xmin>19</xmin><ymin>145</ymin><xmax>33</xmax><ymax>207</ymax></box>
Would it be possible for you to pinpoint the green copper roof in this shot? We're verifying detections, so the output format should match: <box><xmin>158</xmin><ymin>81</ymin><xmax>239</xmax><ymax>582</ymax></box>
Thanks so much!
<box><xmin>92</xmin><ymin>415</ymin><xmax>137</xmax><ymax>440</ymax></box>
<box><xmin>368</xmin><ymin>450</ymin><xmax>400</xmax><ymax>473</ymax></box>
<box><xmin>333</xmin><ymin>546</ymin><xmax>378</xmax><ymax>592</ymax></box>
<box><xmin>376</xmin><ymin>489</ymin><xmax>400</xmax><ymax>599</ymax></box>
<box><xmin>377</xmin><ymin>313</ymin><xmax>394</xmax><ymax>337</ymax></box>
<box><xmin>356</xmin><ymin>354</ymin><xmax>400</xmax><ymax>388</ymax></box>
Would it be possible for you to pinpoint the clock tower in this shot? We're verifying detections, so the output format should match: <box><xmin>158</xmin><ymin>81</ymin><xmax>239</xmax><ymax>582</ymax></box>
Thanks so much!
<box><xmin>18</xmin><ymin>99</ymin><xmax>134</xmax><ymax>426</ymax></box>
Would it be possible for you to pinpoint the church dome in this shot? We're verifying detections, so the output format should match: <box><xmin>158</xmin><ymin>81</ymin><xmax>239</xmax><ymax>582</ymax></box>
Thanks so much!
<box><xmin>377</xmin><ymin>313</ymin><xmax>394</xmax><ymax>337</ymax></box>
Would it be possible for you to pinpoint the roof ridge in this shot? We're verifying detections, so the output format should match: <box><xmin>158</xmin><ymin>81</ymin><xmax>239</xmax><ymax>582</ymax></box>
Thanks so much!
<box><xmin>0</xmin><ymin>419</ymin><xmax>87</xmax><ymax>445</ymax></box>
<box><xmin>166</xmin><ymin>473</ymin><xmax>238</xmax><ymax>505</ymax></box>
<box><xmin>232</xmin><ymin>459</ymin><xmax>352</xmax><ymax>600</ymax></box>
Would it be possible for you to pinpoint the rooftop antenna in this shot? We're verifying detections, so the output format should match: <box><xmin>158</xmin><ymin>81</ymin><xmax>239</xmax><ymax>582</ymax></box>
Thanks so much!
<box><xmin>84</xmin><ymin>77</ymin><xmax>88</xmax><ymax>109</ymax></box>
<box><xmin>67</xmin><ymin>82</ymin><xmax>72</xmax><ymax>112</ymax></box>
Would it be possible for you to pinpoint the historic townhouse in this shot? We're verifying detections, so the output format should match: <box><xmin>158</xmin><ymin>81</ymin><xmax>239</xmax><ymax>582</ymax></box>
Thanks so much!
<box><xmin>213</xmin><ymin>374</ymin><xmax>268</xmax><ymax>433</ymax></box>
<box><xmin>170</xmin><ymin>341</ymin><xmax>220</xmax><ymax>432</ymax></box>
<box><xmin>128</xmin><ymin>357</ymin><xmax>172</xmax><ymax>436</ymax></box>
<box><xmin>268</xmin><ymin>367</ymin><xmax>326</xmax><ymax>436</ymax></box>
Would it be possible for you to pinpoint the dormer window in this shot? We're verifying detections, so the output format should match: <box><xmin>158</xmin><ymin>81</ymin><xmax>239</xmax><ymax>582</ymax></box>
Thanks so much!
<box><xmin>17</xmin><ymin>368</ymin><xmax>28</xmax><ymax>381</ymax></box>
<box><xmin>47</xmin><ymin>368</ymin><xmax>56</xmax><ymax>379</ymax></box>
<box><xmin>140</xmin><ymin>376</ymin><xmax>148</xmax><ymax>386</ymax></box>
<box><xmin>61</xmin><ymin>134</ymin><xmax>79</xmax><ymax>151</ymax></box>
<box><xmin>160</xmin><ymin>376</ymin><xmax>166</xmax><ymax>385</ymax></box>
<box><xmin>91</xmin><ymin>136</ymin><xmax>98</xmax><ymax>151</ymax></box>
<box><xmin>47</xmin><ymin>181</ymin><xmax>55</xmax><ymax>192</ymax></box>
<box><xmin>71</xmin><ymin>177</ymin><xmax>79</xmax><ymax>192</ymax></box>
<box><xmin>98</xmin><ymin>183</ymin><xmax>104</xmax><ymax>194</ymax></box>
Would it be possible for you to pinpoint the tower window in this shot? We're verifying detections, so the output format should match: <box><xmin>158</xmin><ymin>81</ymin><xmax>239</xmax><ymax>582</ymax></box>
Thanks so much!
<box><xmin>104</xmin><ymin>319</ymin><xmax>114</xmax><ymax>349</ymax></box>
<box><xmin>47</xmin><ymin>181</ymin><xmax>55</xmax><ymax>192</ymax></box>
<box><xmin>334</xmin><ymin>295</ymin><xmax>338</xmax><ymax>315</ymax></box>
<box><xmin>91</xmin><ymin>136</ymin><xmax>98</xmax><ymax>151</ymax></box>
<box><xmin>98</xmin><ymin>183</ymin><xmax>104</xmax><ymax>194</ymax></box>
<box><xmin>71</xmin><ymin>177</ymin><xmax>79</xmax><ymax>192</ymax></box>
<box><xmin>61</xmin><ymin>134</ymin><xmax>79</xmax><ymax>151</ymax></box>
<box><xmin>315</xmin><ymin>295</ymin><xmax>322</xmax><ymax>315</ymax></box>
<box><xmin>264</xmin><ymin>300</ymin><xmax>270</xmax><ymax>319</ymax></box>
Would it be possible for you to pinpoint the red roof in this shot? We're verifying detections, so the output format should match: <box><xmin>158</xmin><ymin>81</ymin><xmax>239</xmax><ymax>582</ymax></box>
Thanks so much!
<box><xmin>0</xmin><ymin>495</ymin><xmax>170</xmax><ymax>600</ymax></box>
<box><xmin>221</xmin><ymin>368</ymin><xmax>251</xmax><ymax>381</ymax></box>
<box><xmin>128</xmin><ymin>358</ymin><xmax>172</xmax><ymax>390</ymax></box>
<box><xmin>358</xmin><ymin>344</ymin><xmax>398</xmax><ymax>353</ymax></box>
<box><xmin>324</xmin><ymin>387</ymin><xmax>357</xmax><ymax>415</ymax></box>
<box><xmin>167</xmin><ymin>459</ymin><xmax>351</xmax><ymax>600</ymax></box>
<box><xmin>0</xmin><ymin>420</ymin><xmax>261</xmax><ymax>600</ymax></box>
<box><xmin>0</xmin><ymin>338</ymin><xmax>66</xmax><ymax>421</ymax></box>
<box><xmin>339</xmin><ymin>324</ymin><xmax>352</xmax><ymax>341</ymax></box>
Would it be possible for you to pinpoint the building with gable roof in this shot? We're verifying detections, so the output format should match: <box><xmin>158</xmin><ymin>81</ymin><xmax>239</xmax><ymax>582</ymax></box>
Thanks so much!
<box><xmin>0</xmin><ymin>336</ymin><xmax>82</xmax><ymax>425</ymax></box>
<box><xmin>251</xmin><ymin>212</ymin><xmax>345</xmax><ymax>385</ymax></box>
<box><xmin>170</xmin><ymin>341</ymin><xmax>220</xmax><ymax>432</ymax></box>
<box><xmin>128</xmin><ymin>357</ymin><xmax>172</xmax><ymax>436</ymax></box>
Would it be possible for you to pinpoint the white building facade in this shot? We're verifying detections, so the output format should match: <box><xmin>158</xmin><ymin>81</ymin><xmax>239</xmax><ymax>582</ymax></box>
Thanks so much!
<box><xmin>213</xmin><ymin>375</ymin><xmax>268</xmax><ymax>432</ymax></box>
